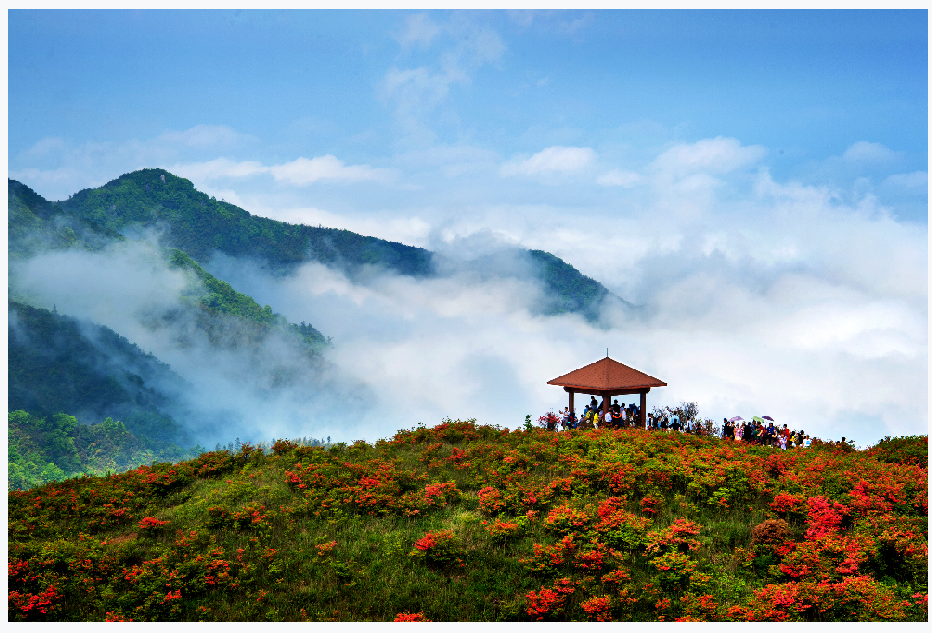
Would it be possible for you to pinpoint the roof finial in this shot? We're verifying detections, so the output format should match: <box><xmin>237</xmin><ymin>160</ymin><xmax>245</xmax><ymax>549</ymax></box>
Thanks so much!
<box><xmin>606</xmin><ymin>348</ymin><xmax>609</xmax><ymax>358</ymax></box>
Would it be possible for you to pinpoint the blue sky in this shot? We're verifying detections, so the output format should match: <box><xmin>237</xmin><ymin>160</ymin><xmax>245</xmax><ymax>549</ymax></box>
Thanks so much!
<box><xmin>7</xmin><ymin>10</ymin><xmax>929</xmax><ymax>445</ymax></box>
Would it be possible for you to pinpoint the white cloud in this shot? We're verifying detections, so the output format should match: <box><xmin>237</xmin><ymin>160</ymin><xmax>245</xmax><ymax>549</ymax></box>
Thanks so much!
<box><xmin>394</xmin><ymin>144</ymin><xmax>499</xmax><ymax>178</ymax></box>
<box><xmin>652</xmin><ymin>136</ymin><xmax>767</xmax><ymax>177</ymax></box>
<box><xmin>22</xmin><ymin>136</ymin><xmax>68</xmax><ymax>159</ymax></box>
<box><xmin>500</xmin><ymin>146</ymin><xmax>596</xmax><ymax>177</ymax></box>
<box><xmin>397</xmin><ymin>13</ymin><xmax>441</xmax><ymax>50</ymax></box>
<box><xmin>269</xmin><ymin>156</ymin><xmax>397</xmax><ymax>185</ymax></box>
<box><xmin>379</xmin><ymin>66</ymin><xmax>451</xmax><ymax>145</ymax></box>
<box><xmin>380</xmin><ymin>16</ymin><xmax>506</xmax><ymax>145</ymax></box>
<box><xmin>8</xmin><ymin>166</ymin><xmax>98</xmax><ymax>193</ymax></box>
<box><xmin>10</xmin><ymin>125</ymin><xmax>260</xmax><ymax>200</ymax></box>
<box><xmin>172</xmin><ymin>155</ymin><xmax>398</xmax><ymax>186</ymax></box>
<box><xmin>842</xmin><ymin>140</ymin><xmax>897</xmax><ymax>163</ymax></box>
<box><xmin>172</xmin><ymin>157</ymin><xmax>267</xmax><ymax>181</ymax></box>
<box><xmin>883</xmin><ymin>170</ymin><xmax>927</xmax><ymax>189</ymax></box>
<box><xmin>597</xmin><ymin>169</ymin><xmax>643</xmax><ymax>188</ymax></box>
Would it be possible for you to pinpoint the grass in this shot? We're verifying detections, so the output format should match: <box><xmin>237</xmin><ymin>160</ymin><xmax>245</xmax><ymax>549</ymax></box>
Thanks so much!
<box><xmin>7</xmin><ymin>421</ymin><xmax>929</xmax><ymax>622</ymax></box>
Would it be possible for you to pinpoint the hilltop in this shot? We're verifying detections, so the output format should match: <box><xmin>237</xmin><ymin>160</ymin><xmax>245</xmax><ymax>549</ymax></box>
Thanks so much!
<box><xmin>8</xmin><ymin>421</ymin><xmax>927</xmax><ymax>622</ymax></box>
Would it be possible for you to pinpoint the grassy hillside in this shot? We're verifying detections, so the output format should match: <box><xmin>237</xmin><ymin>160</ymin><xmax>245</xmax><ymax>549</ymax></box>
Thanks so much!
<box><xmin>8</xmin><ymin>421</ymin><xmax>927</xmax><ymax>622</ymax></box>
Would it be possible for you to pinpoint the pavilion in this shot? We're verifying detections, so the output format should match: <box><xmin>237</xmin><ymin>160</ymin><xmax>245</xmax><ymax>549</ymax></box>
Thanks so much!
<box><xmin>547</xmin><ymin>356</ymin><xmax>667</xmax><ymax>427</ymax></box>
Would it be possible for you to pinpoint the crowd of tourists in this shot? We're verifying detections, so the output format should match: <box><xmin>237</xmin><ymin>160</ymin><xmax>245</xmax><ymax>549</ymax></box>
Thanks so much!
<box><xmin>545</xmin><ymin>399</ymin><xmax>817</xmax><ymax>450</ymax></box>
<box><xmin>719</xmin><ymin>417</ymin><xmax>812</xmax><ymax>449</ymax></box>
<box><xmin>551</xmin><ymin>396</ymin><xmax>641</xmax><ymax>431</ymax></box>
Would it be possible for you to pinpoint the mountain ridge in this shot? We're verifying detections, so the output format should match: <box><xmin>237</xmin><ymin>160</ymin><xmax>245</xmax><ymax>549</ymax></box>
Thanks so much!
<box><xmin>47</xmin><ymin>168</ymin><xmax>620</xmax><ymax>319</ymax></box>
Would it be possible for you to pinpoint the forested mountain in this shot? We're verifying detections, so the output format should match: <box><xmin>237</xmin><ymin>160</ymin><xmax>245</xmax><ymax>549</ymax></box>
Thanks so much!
<box><xmin>167</xmin><ymin>248</ymin><xmax>327</xmax><ymax>349</ymax></box>
<box><xmin>528</xmin><ymin>249</ymin><xmax>610</xmax><ymax>319</ymax></box>
<box><xmin>8</xmin><ymin>301</ymin><xmax>193</xmax><ymax>447</ymax></box>
<box><xmin>8</xmin><ymin>179</ymin><xmax>124</xmax><ymax>261</ymax></box>
<box><xmin>8</xmin><ymin>410</ymin><xmax>203</xmax><ymax>491</ymax></box>
<box><xmin>50</xmin><ymin>169</ymin><xmax>617</xmax><ymax>317</ymax></box>
<box><xmin>59</xmin><ymin>169</ymin><xmax>432</xmax><ymax>276</ymax></box>
<box><xmin>8</xmin><ymin>180</ymin><xmax>328</xmax><ymax>350</ymax></box>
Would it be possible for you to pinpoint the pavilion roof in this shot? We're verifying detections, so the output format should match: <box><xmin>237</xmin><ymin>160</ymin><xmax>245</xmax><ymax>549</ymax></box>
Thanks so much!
<box><xmin>547</xmin><ymin>357</ymin><xmax>667</xmax><ymax>392</ymax></box>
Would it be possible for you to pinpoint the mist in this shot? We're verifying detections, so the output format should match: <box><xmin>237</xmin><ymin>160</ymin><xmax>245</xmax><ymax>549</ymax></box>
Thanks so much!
<box><xmin>10</xmin><ymin>239</ymin><xmax>372</xmax><ymax>447</ymax></box>
<box><xmin>10</xmin><ymin>146</ymin><xmax>927</xmax><ymax>450</ymax></box>
<box><xmin>203</xmin><ymin>180</ymin><xmax>927</xmax><ymax>450</ymax></box>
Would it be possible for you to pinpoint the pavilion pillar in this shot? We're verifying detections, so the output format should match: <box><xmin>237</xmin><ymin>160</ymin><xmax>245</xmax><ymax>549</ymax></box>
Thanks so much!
<box><xmin>568</xmin><ymin>390</ymin><xmax>574</xmax><ymax>416</ymax></box>
<box><xmin>640</xmin><ymin>389</ymin><xmax>648</xmax><ymax>427</ymax></box>
<box><xmin>603</xmin><ymin>393</ymin><xmax>610</xmax><ymax>418</ymax></box>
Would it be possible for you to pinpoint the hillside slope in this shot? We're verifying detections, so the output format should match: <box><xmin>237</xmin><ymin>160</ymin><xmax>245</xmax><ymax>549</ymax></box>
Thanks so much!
<box><xmin>8</xmin><ymin>421</ymin><xmax>927</xmax><ymax>622</ymax></box>
<box><xmin>8</xmin><ymin>301</ymin><xmax>192</xmax><ymax>446</ymax></box>
<box><xmin>9</xmin><ymin>410</ymin><xmax>203</xmax><ymax>491</ymax></box>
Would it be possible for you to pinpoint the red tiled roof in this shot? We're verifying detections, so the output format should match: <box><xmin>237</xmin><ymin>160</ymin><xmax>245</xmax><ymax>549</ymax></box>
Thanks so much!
<box><xmin>547</xmin><ymin>357</ymin><xmax>666</xmax><ymax>391</ymax></box>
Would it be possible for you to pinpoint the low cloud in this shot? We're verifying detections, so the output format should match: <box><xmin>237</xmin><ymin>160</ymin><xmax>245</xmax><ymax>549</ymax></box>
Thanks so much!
<box><xmin>883</xmin><ymin>170</ymin><xmax>927</xmax><ymax>189</ymax></box>
<box><xmin>173</xmin><ymin>155</ymin><xmax>399</xmax><ymax>186</ymax></box>
<box><xmin>651</xmin><ymin>136</ymin><xmax>767</xmax><ymax>177</ymax></box>
<box><xmin>270</xmin><ymin>156</ymin><xmax>397</xmax><ymax>185</ymax></box>
<box><xmin>10</xmin><ymin>239</ymin><xmax>369</xmax><ymax>447</ymax></box>
<box><xmin>500</xmin><ymin>146</ymin><xmax>597</xmax><ymax>177</ymax></box>
<box><xmin>597</xmin><ymin>169</ymin><xmax>643</xmax><ymax>188</ymax></box>
<box><xmin>842</xmin><ymin>141</ymin><xmax>897</xmax><ymax>163</ymax></box>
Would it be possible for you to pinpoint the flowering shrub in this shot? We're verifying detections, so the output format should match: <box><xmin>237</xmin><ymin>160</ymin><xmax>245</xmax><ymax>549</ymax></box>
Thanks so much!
<box><xmin>271</xmin><ymin>438</ymin><xmax>299</xmax><ymax>456</ymax></box>
<box><xmin>394</xmin><ymin>612</ymin><xmax>431</xmax><ymax>621</ymax></box>
<box><xmin>8</xmin><ymin>584</ymin><xmax>59</xmax><ymax>621</ymax></box>
<box><xmin>581</xmin><ymin>595</ymin><xmax>612</xmax><ymax>621</ymax></box>
<box><xmin>409</xmin><ymin>530</ymin><xmax>465</xmax><ymax>570</ymax></box>
<box><xmin>484</xmin><ymin>518</ymin><xmax>526</xmax><ymax>544</ymax></box>
<box><xmin>575</xmin><ymin>539</ymin><xmax>608</xmax><ymax>572</ymax></box>
<box><xmin>544</xmin><ymin>504</ymin><xmax>590</xmax><ymax>535</ymax></box>
<box><xmin>537</xmin><ymin>412</ymin><xmax>561</xmax><ymax>430</ymax></box>
<box><xmin>521</xmin><ymin>535</ymin><xmax>576</xmax><ymax>575</ymax></box>
<box><xmin>315</xmin><ymin>541</ymin><xmax>337</xmax><ymax>557</ymax></box>
<box><xmin>206</xmin><ymin>505</ymin><xmax>230</xmax><ymax>529</ymax></box>
<box><xmin>526</xmin><ymin>577</ymin><xmax>575</xmax><ymax>620</ymax></box>
<box><xmin>650</xmin><ymin>551</ymin><xmax>698</xmax><ymax>589</ymax></box>
<box><xmin>422</xmin><ymin>482</ymin><xmax>459</xmax><ymax>508</ymax></box>
<box><xmin>477</xmin><ymin>486</ymin><xmax>505</xmax><ymax>515</ymax></box>
<box><xmin>137</xmin><ymin>517</ymin><xmax>169</xmax><ymax>533</ymax></box>
<box><xmin>639</xmin><ymin>495</ymin><xmax>662</xmax><ymax>515</ymax></box>
<box><xmin>770</xmin><ymin>493</ymin><xmax>806</xmax><ymax>520</ymax></box>
<box><xmin>805</xmin><ymin>496</ymin><xmax>849</xmax><ymax>539</ymax></box>
<box><xmin>679</xmin><ymin>593</ymin><xmax>720</xmax><ymax>621</ymax></box>
<box><xmin>644</xmin><ymin>518</ymin><xmax>701</xmax><ymax>556</ymax></box>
